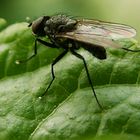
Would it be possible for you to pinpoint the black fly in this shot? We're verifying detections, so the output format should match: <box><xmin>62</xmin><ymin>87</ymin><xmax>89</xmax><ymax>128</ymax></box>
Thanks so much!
<box><xmin>16</xmin><ymin>14</ymin><xmax>139</xmax><ymax>109</ymax></box>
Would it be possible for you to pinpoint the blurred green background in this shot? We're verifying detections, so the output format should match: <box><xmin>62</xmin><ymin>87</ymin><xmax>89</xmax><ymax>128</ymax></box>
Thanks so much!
<box><xmin>0</xmin><ymin>0</ymin><xmax>140</xmax><ymax>40</ymax></box>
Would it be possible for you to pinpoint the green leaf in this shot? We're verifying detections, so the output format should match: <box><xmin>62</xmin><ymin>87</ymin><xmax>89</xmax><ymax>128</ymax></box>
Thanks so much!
<box><xmin>0</xmin><ymin>18</ymin><xmax>140</xmax><ymax>140</ymax></box>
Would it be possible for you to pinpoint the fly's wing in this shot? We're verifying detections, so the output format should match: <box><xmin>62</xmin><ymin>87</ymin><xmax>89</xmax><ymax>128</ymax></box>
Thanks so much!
<box><xmin>79</xmin><ymin>19</ymin><xmax>136</xmax><ymax>39</ymax></box>
<box><xmin>56</xmin><ymin>19</ymin><xmax>136</xmax><ymax>48</ymax></box>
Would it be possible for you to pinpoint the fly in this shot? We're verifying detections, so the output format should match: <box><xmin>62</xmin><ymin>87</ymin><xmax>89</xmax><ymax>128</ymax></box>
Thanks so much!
<box><xmin>16</xmin><ymin>14</ymin><xmax>139</xmax><ymax>110</ymax></box>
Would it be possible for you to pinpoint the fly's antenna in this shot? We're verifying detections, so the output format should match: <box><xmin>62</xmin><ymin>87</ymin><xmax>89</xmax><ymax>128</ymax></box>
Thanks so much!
<box><xmin>25</xmin><ymin>17</ymin><xmax>32</xmax><ymax>27</ymax></box>
<box><xmin>28</xmin><ymin>22</ymin><xmax>32</xmax><ymax>27</ymax></box>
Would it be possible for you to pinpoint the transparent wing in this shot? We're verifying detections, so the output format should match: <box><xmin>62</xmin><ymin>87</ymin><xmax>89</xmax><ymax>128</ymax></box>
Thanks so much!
<box><xmin>78</xmin><ymin>19</ymin><xmax>136</xmax><ymax>39</ymax></box>
<box><xmin>56</xmin><ymin>19</ymin><xmax>136</xmax><ymax>48</ymax></box>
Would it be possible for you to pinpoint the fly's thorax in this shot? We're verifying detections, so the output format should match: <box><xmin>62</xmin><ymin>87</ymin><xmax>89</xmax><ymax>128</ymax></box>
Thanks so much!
<box><xmin>44</xmin><ymin>14</ymin><xmax>77</xmax><ymax>35</ymax></box>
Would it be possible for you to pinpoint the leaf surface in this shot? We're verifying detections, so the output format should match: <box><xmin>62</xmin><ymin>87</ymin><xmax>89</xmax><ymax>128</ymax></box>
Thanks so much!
<box><xmin>0</xmin><ymin>19</ymin><xmax>140</xmax><ymax>140</ymax></box>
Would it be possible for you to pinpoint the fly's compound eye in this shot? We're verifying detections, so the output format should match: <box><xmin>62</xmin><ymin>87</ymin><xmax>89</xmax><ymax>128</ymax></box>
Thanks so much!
<box><xmin>31</xmin><ymin>16</ymin><xmax>50</xmax><ymax>36</ymax></box>
<box><xmin>31</xmin><ymin>17</ymin><xmax>45</xmax><ymax>36</ymax></box>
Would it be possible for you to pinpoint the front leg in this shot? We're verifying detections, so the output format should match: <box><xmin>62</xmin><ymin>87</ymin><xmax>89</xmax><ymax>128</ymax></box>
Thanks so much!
<box><xmin>16</xmin><ymin>38</ymin><xmax>58</xmax><ymax>64</ymax></box>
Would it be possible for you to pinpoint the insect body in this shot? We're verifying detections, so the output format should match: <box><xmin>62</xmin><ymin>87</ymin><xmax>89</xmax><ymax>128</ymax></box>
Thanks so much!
<box><xmin>17</xmin><ymin>14</ymin><xmax>138</xmax><ymax>109</ymax></box>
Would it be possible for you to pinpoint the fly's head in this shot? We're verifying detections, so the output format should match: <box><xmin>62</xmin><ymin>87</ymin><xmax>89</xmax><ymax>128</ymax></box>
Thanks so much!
<box><xmin>29</xmin><ymin>16</ymin><xmax>50</xmax><ymax>37</ymax></box>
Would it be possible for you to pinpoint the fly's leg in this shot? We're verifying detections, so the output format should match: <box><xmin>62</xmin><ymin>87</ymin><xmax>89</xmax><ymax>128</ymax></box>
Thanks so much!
<box><xmin>41</xmin><ymin>49</ymin><xmax>68</xmax><ymax>97</ymax></box>
<box><xmin>70</xmin><ymin>49</ymin><xmax>103</xmax><ymax>110</ymax></box>
<box><xmin>122</xmin><ymin>47</ymin><xmax>140</xmax><ymax>52</ymax></box>
<box><xmin>16</xmin><ymin>38</ymin><xmax>58</xmax><ymax>64</ymax></box>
